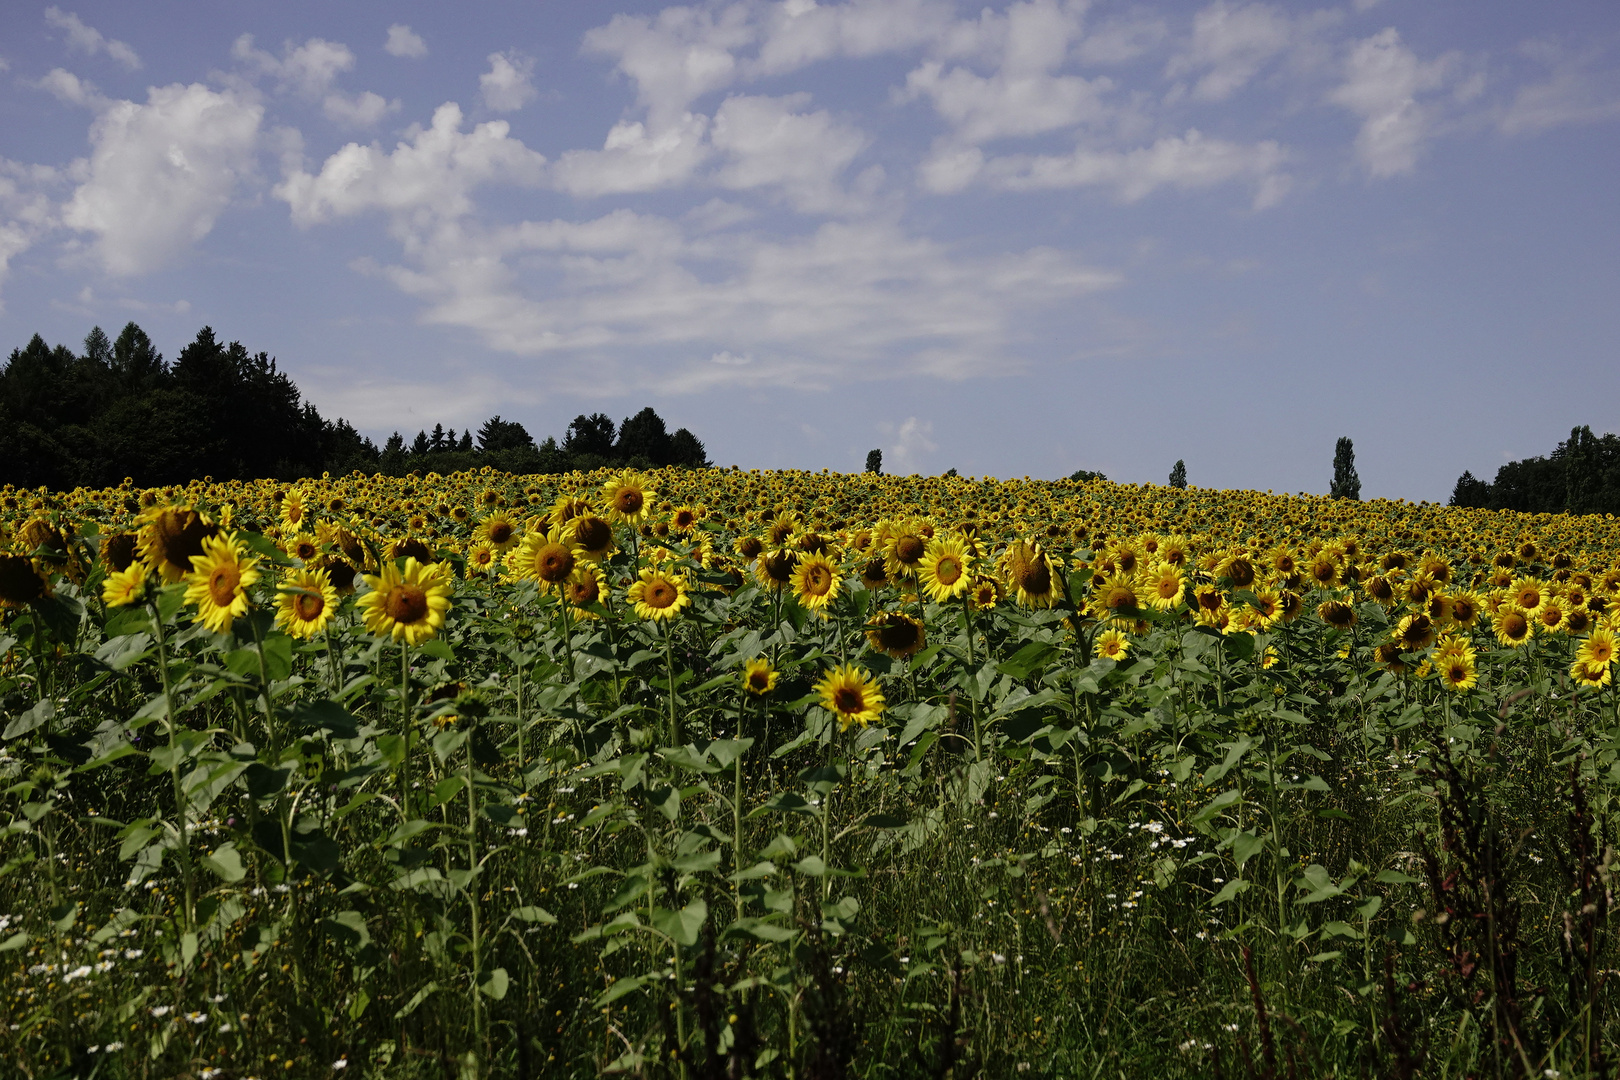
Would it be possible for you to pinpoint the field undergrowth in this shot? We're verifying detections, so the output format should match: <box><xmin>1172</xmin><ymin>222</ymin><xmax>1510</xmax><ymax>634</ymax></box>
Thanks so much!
<box><xmin>2</xmin><ymin>468</ymin><xmax>1619</xmax><ymax>1079</ymax></box>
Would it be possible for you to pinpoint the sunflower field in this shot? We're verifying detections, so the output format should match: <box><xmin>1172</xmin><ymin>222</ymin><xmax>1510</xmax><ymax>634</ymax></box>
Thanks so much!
<box><xmin>3</xmin><ymin>467</ymin><xmax>1620</xmax><ymax>1079</ymax></box>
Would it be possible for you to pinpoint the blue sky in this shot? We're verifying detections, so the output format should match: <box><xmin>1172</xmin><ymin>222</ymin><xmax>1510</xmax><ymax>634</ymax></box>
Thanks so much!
<box><xmin>1</xmin><ymin>0</ymin><xmax>1616</xmax><ymax>499</ymax></box>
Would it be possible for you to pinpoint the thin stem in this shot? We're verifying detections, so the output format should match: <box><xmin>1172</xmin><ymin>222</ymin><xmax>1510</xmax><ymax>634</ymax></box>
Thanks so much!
<box><xmin>150</xmin><ymin>600</ymin><xmax>196</xmax><ymax>932</ymax></box>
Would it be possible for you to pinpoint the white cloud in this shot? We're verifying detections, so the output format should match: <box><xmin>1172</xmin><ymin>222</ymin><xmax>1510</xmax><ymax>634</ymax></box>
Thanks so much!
<box><xmin>1500</xmin><ymin>41</ymin><xmax>1620</xmax><ymax>135</ymax></box>
<box><xmin>583</xmin><ymin>6</ymin><xmax>756</xmax><ymax>127</ymax></box>
<box><xmin>480</xmin><ymin>52</ymin><xmax>538</xmax><ymax>112</ymax></box>
<box><xmin>1077</xmin><ymin>14</ymin><xmax>1168</xmax><ymax>65</ymax></box>
<box><xmin>1166</xmin><ymin>2</ymin><xmax>1296</xmax><ymax>102</ymax></box>
<box><xmin>0</xmin><ymin>159</ymin><xmax>60</xmax><ymax>310</ymax></box>
<box><xmin>551</xmin><ymin>114</ymin><xmax>711</xmax><ymax>198</ymax></box>
<box><xmin>384</xmin><ymin>24</ymin><xmax>428</xmax><ymax>59</ymax></box>
<box><xmin>880</xmin><ymin>416</ymin><xmax>938</xmax><ymax>473</ymax></box>
<box><xmin>710</xmin><ymin>93</ymin><xmax>869</xmax><ymax>212</ymax></box>
<box><xmin>323</xmin><ymin>90</ymin><xmax>399</xmax><ymax>128</ymax></box>
<box><xmin>45</xmin><ymin>7</ymin><xmax>141</xmax><ymax>70</ymax></box>
<box><xmin>1329</xmin><ymin>28</ymin><xmax>1457</xmax><ymax>178</ymax></box>
<box><xmin>60</xmin><ymin>83</ymin><xmax>263</xmax><ymax>275</ymax></box>
<box><xmin>233</xmin><ymin>34</ymin><xmax>397</xmax><ymax>127</ymax></box>
<box><xmin>276</xmin><ymin>103</ymin><xmax>548</xmax><ymax>227</ymax></box>
<box><xmin>345</xmin><ymin>208</ymin><xmax>1120</xmax><ymax>397</ymax></box>
<box><xmin>749</xmin><ymin>0</ymin><xmax>951</xmax><ymax>77</ymax></box>
<box><xmin>977</xmin><ymin>130</ymin><xmax>1289</xmax><ymax>207</ymax></box>
<box><xmin>35</xmin><ymin>67</ymin><xmax>108</xmax><ymax>109</ymax></box>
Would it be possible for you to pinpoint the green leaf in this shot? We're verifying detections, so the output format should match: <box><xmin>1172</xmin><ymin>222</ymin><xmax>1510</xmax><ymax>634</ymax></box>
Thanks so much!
<box><xmin>290</xmin><ymin>699</ymin><xmax>361</xmax><ymax>739</ymax></box>
<box><xmin>323</xmin><ymin>910</ymin><xmax>371</xmax><ymax>950</ymax></box>
<box><xmin>595</xmin><ymin>975</ymin><xmax>650</xmax><ymax>1008</ymax></box>
<box><xmin>1375</xmin><ymin>869</ymin><xmax>1420</xmax><ymax>885</ymax></box>
<box><xmin>1190</xmin><ymin>789</ymin><xmax>1241</xmax><ymax>828</ymax></box>
<box><xmin>201</xmin><ymin>842</ymin><xmax>246</xmax><ymax>883</ymax></box>
<box><xmin>512</xmin><ymin>905</ymin><xmax>557</xmax><ymax>925</ymax></box>
<box><xmin>4</xmin><ymin>699</ymin><xmax>56</xmax><ymax>740</ymax></box>
<box><xmin>1211</xmin><ymin>878</ymin><xmax>1250</xmax><ymax>906</ymax></box>
<box><xmin>651</xmin><ymin>899</ymin><xmax>708</xmax><ymax>946</ymax></box>
<box><xmin>416</xmin><ymin>639</ymin><xmax>456</xmax><ymax>662</ymax></box>
<box><xmin>0</xmin><ymin>931</ymin><xmax>31</xmax><ymax>952</ymax></box>
<box><xmin>478</xmin><ymin>967</ymin><xmax>509</xmax><ymax>1000</ymax></box>
<box><xmin>1232</xmin><ymin>830</ymin><xmax>1266</xmax><ymax>869</ymax></box>
<box><xmin>996</xmin><ymin>641</ymin><xmax>1059</xmax><ymax>680</ymax></box>
<box><xmin>394</xmin><ymin>982</ymin><xmax>440</xmax><ymax>1021</ymax></box>
<box><xmin>793</xmin><ymin>855</ymin><xmax>828</xmax><ymax>877</ymax></box>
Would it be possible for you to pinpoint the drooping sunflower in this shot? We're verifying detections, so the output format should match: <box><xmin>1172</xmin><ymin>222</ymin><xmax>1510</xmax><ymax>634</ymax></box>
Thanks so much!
<box><xmin>1094</xmin><ymin>627</ymin><xmax>1130</xmax><ymax>661</ymax></box>
<box><xmin>568</xmin><ymin>514</ymin><xmax>617</xmax><ymax>562</ymax></box>
<box><xmin>1392</xmin><ymin>612</ymin><xmax>1436</xmax><ymax>653</ymax></box>
<box><xmin>815</xmin><ymin>664</ymin><xmax>885</xmax><ymax>731</ymax></box>
<box><xmin>790</xmin><ymin>552</ymin><xmax>841</xmax><ymax>613</ymax></box>
<box><xmin>276</xmin><ymin>567</ymin><xmax>339</xmax><ymax>639</ymax></box>
<box><xmin>734</xmin><ymin>535</ymin><xmax>765</xmax><ymax>563</ymax></box>
<box><xmin>1140</xmin><ymin>562</ymin><xmax>1185</xmax><ymax>610</ymax></box>
<box><xmin>865</xmin><ymin>611</ymin><xmax>926</xmax><ymax>659</ymax></box>
<box><xmin>101</xmin><ymin>561</ymin><xmax>150</xmax><ymax>608</ymax></box>
<box><xmin>507</xmin><ymin>530</ymin><xmax>582</xmax><ymax>591</ymax></box>
<box><xmin>563</xmin><ymin>563</ymin><xmax>604</xmax><ymax>618</ymax></box>
<box><xmin>359</xmin><ymin>558</ymin><xmax>453</xmax><ymax>645</ymax></box>
<box><xmin>100</xmin><ymin>532</ymin><xmax>140</xmax><ymax>573</ymax></box>
<box><xmin>603</xmin><ymin>472</ymin><xmax>656</xmax><ymax>524</ymax></box>
<box><xmin>138</xmin><ymin>505</ymin><xmax>219</xmax><ymax>583</ymax></box>
<box><xmin>1571</xmin><ymin>657</ymin><xmax>1613</xmax><ymax>689</ymax></box>
<box><xmin>741</xmin><ymin>657</ymin><xmax>778</xmax><ymax>696</ymax></box>
<box><xmin>858</xmin><ymin>555</ymin><xmax>889</xmax><ymax>591</ymax></box>
<box><xmin>1002</xmin><ymin>539</ymin><xmax>1063</xmax><ymax>609</ymax></box>
<box><xmin>756</xmin><ymin>550</ymin><xmax>798</xmax><ymax>592</ymax></box>
<box><xmin>1247</xmin><ymin>588</ymin><xmax>1282</xmax><ymax>629</ymax></box>
<box><xmin>1316</xmin><ymin>599</ymin><xmax>1357</xmax><ymax>630</ymax></box>
<box><xmin>918</xmin><ymin>537</ymin><xmax>972</xmax><ymax>603</ymax></box>
<box><xmin>0</xmin><ymin>554</ymin><xmax>50</xmax><ymax>609</ymax></box>
<box><xmin>184</xmin><ymin>532</ymin><xmax>262</xmax><ymax>635</ymax></box>
<box><xmin>548</xmin><ymin>496</ymin><xmax>594</xmax><ymax>529</ymax></box>
<box><xmin>626</xmin><ymin>566</ymin><xmax>691</xmax><ymax>622</ymax></box>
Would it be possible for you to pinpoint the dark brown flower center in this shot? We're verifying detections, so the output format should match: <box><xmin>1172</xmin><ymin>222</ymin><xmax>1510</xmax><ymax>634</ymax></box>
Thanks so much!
<box><xmin>208</xmin><ymin>564</ymin><xmax>241</xmax><ymax>607</ymax></box>
<box><xmin>385</xmin><ymin>583</ymin><xmax>429</xmax><ymax>624</ymax></box>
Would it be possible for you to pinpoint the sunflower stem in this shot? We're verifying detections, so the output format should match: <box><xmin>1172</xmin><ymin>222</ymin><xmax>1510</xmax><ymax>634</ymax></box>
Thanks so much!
<box><xmin>400</xmin><ymin>641</ymin><xmax>413</xmax><ymax>818</ymax></box>
<box><xmin>963</xmin><ymin>593</ymin><xmax>983</xmax><ymax>762</ymax></box>
<box><xmin>149</xmin><ymin>599</ymin><xmax>196</xmax><ymax>933</ymax></box>
<box><xmin>664</xmin><ymin>622</ymin><xmax>681</xmax><ymax>746</ymax></box>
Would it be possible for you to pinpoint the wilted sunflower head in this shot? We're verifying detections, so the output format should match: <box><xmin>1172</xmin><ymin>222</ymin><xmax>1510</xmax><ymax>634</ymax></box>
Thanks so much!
<box><xmin>0</xmin><ymin>554</ymin><xmax>50</xmax><ymax>609</ymax></box>
<box><xmin>865</xmin><ymin>611</ymin><xmax>926</xmax><ymax>658</ymax></box>
<box><xmin>390</xmin><ymin>537</ymin><xmax>435</xmax><ymax>564</ymax></box>
<box><xmin>1317</xmin><ymin>600</ymin><xmax>1357</xmax><ymax>630</ymax></box>
<box><xmin>757</xmin><ymin>550</ymin><xmax>798</xmax><ymax>592</ymax></box>
<box><xmin>100</xmin><ymin>531</ymin><xmax>139</xmax><ymax>573</ymax></box>
<box><xmin>138</xmin><ymin>506</ymin><xmax>219</xmax><ymax>583</ymax></box>
<box><xmin>734</xmin><ymin>535</ymin><xmax>765</xmax><ymax>562</ymax></box>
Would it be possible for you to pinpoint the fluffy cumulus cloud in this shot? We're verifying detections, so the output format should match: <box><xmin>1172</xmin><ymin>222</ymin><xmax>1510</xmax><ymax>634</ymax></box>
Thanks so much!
<box><xmin>709</xmin><ymin>94</ymin><xmax>869</xmax><ymax>212</ymax></box>
<box><xmin>61</xmin><ymin>83</ymin><xmax>263</xmax><ymax>275</ymax></box>
<box><xmin>384</xmin><ymin>24</ymin><xmax>428</xmax><ymax>59</ymax></box>
<box><xmin>45</xmin><ymin>7</ymin><xmax>141</xmax><ymax>70</ymax></box>
<box><xmin>231</xmin><ymin>34</ymin><xmax>399</xmax><ymax>127</ymax></box>
<box><xmin>480</xmin><ymin>52</ymin><xmax>538</xmax><ymax>112</ymax></box>
<box><xmin>982</xmin><ymin>129</ymin><xmax>1289</xmax><ymax>205</ymax></box>
<box><xmin>1329</xmin><ymin>28</ymin><xmax>1459</xmax><ymax>178</ymax></box>
<box><xmin>1499</xmin><ymin>39</ymin><xmax>1620</xmax><ymax>135</ymax></box>
<box><xmin>276</xmin><ymin>103</ymin><xmax>549</xmax><ymax>227</ymax></box>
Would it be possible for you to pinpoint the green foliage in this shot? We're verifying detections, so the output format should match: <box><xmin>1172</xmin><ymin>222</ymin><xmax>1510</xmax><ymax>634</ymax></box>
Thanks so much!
<box><xmin>1330</xmin><ymin>437</ymin><xmax>1361</xmax><ymax>500</ymax></box>
<box><xmin>865</xmin><ymin>449</ymin><xmax>883</xmax><ymax>475</ymax></box>
<box><xmin>1453</xmin><ymin>424</ymin><xmax>1620</xmax><ymax>514</ymax></box>
<box><xmin>1169</xmin><ymin>460</ymin><xmax>1187</xmax><ymax>489</ymax></box>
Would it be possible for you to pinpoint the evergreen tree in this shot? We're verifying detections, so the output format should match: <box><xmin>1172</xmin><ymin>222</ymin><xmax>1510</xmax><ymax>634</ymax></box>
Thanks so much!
<box><xmin>1169</xmin><ymin>460</ymin><xmax>1187</xmax><ymax>489</ymax></box>
<box><xmin>865</xmin><ymin>449</ymin><xmax>882</xmax><ymax>475</ymax></box>
<box><xmin>429</xmin><ymin>423</ymin><xmax>446</xmax><ymax>453</ymax></box>
<box><xmin>1330</xmin><ymin>437</ymin><xmax>1361</xmax><ymax>500</ymax></box>
<box><xmin>477</xmin><ymin>416</ymin><xmax>535</xmax><ymax>453</ymax></box>
<box><xmin>563</xmin><ymin>414</ymin><xmax>616</xmax><ymax>459</ymax></box>
<box><xmin>411</xmin><ymin>430</ymin><xmax>431</xmax><ymax>457</ymax></box>
<box><xmin>668</xmin><ymin>428</ymin><xmax>710</xmax><ymax>468</ymax></box>
<box><xmin>1450</xmin><ymin>470</ymin><xmax>1492</xmax><ymax>508</ymax></box>
<box><xmin>615</xmin><ymin>407</ymin><xmax>672</xmax><ymax>466</ymax></box>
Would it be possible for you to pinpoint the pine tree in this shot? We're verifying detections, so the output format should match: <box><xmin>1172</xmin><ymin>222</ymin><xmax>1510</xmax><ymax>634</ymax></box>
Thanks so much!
<box><xmin>1330</xmin><ymin>437</ymin><xmax>1361</xmax><ymax>500</ymax></box>
<box><xmin>1169</xmin><ymin>460</ymin><xmax>1187</xmax><ymax>489</ymax></box>
<box><xmin>865</xmin><ymin>449</ymin><xmax>882</xmax><ymax>475</ymax></box>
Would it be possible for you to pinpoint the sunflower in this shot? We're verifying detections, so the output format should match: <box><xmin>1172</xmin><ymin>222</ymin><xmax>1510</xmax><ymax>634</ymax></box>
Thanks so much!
<box><xmin>0</xmin><ymin>554</ymin><xmax>50</xmax><ymax>608</ymax></box>
<box><xmin>279</xmin><ymin>488</ymin><xmax>309</xmax><ymax>533</ymax></box>
<box><xmin>1140</xmin><ymin>562</ymin><xmax>1185</xmax><ymax>610</ymax></box>
<box><xmin>465</xmin><ymin>542</ymin><xmax>499</xmax><ymax>577</ymax></box>
<box><xmin>1091</xmin><ymin>573</ymin><xmax>1141</xmax><ymax>622</ymax></box>
<box><xmin>1434</xmin><ymin>640</ymin><xmax>1477</xmax><ymax>692</ymax></box>
<box><xmin>1363</xmin><ymin>575</ymin><xmax>1397</xmax><ymax>607</ymax></box>
<box><xmin>1571</xmin><ymin>657</ymin><xmax>1612</xmax><ymax>689</ymax></box>
<box><xmin>1094</xmin><ymin>627</ymin><xmax>1130</xmax><ymax>661</ymax></box>
<box><xmin>1247</xmin><ymin>588</ymin><xmax>1282</xmax><ymax>629</ymax></box>
<box><xmin>276</xmin><ymin>567</ymin><xmax>339</xmax><ymax>639</ymax></box>
<box><xmin>627</xmin><ymin>566</ymin><xmax>691</xmax><ymax>622</ymax></box>
<box><xmin>1493</xmin><ymin>604</ymin><xmax>1533</xmax><ymax>647</ymax></box>
<box><xmin>791</xmin><ymin>552</ymin><xmax>841</xmax><ymax>613</ymax></box>
<box><xmin>287</xmin><ymin>533</ymin><xmax>320</xmax><ymax>564</ymax></box>
<box><xmin>101</xmin><ymin>561</ymin><xmax>150</xmax><ymax>607</ymax></box>
<box><xmin>1219</xmin><ymin>553</ymin><xmax>1257</xmax><ymax>589</ymax></box>
<box><xmin>918</xmin><ymin>537</ymin><xmax>972</xmax><ymax>603</ymax></box>
<box><xmin>1564</xmin><ymin>606</ymin><xmax>1594</xmax><ymax>636</ymax></box>
<box><xmin>100</xmin><ymin>532</ymin><xmax>140</xmax><ymax>572</ymax></box>
<box><xmin>1002</xmin><ymin>539</ymin><xmax>1063</xmax><ymax>609</ymax></box>
<box><xmin>1535</xmin><ymin>598</ymin><xmax>1567</xmax><ymax>634</ymax></box>
<box><xmin>1508</xmin><ymin>578</ymin><xmax>1545</xmax><ymax>616</ymax></box>
<box><xmin>321</xmin><ymin>557</ymin><xmax>360</xmax><ymax>596</ymax></box>
<box><xmin>1448</xmin><ymin>591</ymin><xmax>1483</xmax><ymax>629</ymax></box>
<box><xmin>184</xmin><ymin>532</ymin><xmax>262</xmax><ymax>635</ymax></box>
<box><xmin>1392</xmin><ymin>612</ymin><xmax>1436</xmax><ymax>652</ymax></box>
<box><xmin>1317</xmin><ymin>600</ymin><xmax>1357</xmax><ymax>630</ymax></box>
<box><xmin>670</xmin><ymin>506</ymin><xmax>700</xmax><ymax>533</ymax></box>
<box><xmin>734</xmin><ymin>535</ymin><xmax>765</xmax><ymax>562</ymax></box>
<box><xmin>756</xmin><ymin>551</ymin><xmax>797</xmax><ymax>592</ymax></box>
<box><xmin>508</xmin><ymin>530</ymin><xmax>582</xmax><ymax>591</ymax></box>
<box><xmin>138</xmin><ymin>505</ymin><xmax>219</xmax><ymax>583</ymax></box>
<box><xmin>603</xmin><ymin>472</ymin><xmax>656</xmax><ymax>524</ymax></box>
<box><xmin>359</xmin><ymin>558</ymin><xmax>453</xmax><ymax>645</ymax></box>
<box><xmin>1305</xmin><ymin>555</ymin><xmax>1342</xmax><ymax>590</ymax></box>
<box><xmin>474</xmin><ymin>512</ymin><xmax>521</xmax><ymax>553</ymax></box>
<box><xmin>1374</xmin><ymin>641</ymin><xmax>1408</xmax><ymax>675</ymax></box>
<box><xmin>883</xmin><ymin>521</ymin><xmax>929</xmax><ymax>581</ymax></box>
<box><xmin>568</xmin><ymin>515</ymin><xmax>617</xmax><ymax>562</ymax></box>
<box><xmin>742</xmin><ymin>657</ymin><xmax>778</xmax><ymax>696</ymax></box>
<box><xmin>548</xmin><ymin>496</ymin><xmax>593</xmax><ymax>528</ymax></box>
<box><xmin>858</xmin><ymin>556</ymin><xmax>889</xmax><ymax>591</ymax></box>
<box><xmin>969</xmin><ymin>574</ymin><xmax>1003</xmax><ymax>610</ymax></box>
<box><xmin>563</xmin><ymin>563</ymin><xmax>604</xmax><ymax>618</ymax></box>
<box><xmin>1576</xmin><ymin>628</ymin><xmax>1616</xmax><ymax>670</ymax></box>
<box><xmin>815</xmin><ymin>664</ymin><xmax>885</xmax><ymax>731</ymax></box>
<box><xmin>865</xmin><ymin>611</ymin><xmax>926</xmax><ymax>659</ymax></box>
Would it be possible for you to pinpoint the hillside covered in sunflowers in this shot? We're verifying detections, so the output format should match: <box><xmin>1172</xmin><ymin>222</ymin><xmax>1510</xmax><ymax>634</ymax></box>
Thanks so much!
<box><xmin>3</xmin><ymin>466</ymin><xmax>1620</xmax><ymax>1078</ymax></box>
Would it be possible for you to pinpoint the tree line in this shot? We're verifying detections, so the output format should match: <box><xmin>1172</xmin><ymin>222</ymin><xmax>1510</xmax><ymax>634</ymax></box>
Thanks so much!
<box><xmin>1451</xmin><ymin>425</ymin><xmax>1620</xmax><ymax>515</ymax></box>
<box><xmin>0</xmin><ymin>323</ymin><xmax>710</xmax><ymax>488</ymax></box>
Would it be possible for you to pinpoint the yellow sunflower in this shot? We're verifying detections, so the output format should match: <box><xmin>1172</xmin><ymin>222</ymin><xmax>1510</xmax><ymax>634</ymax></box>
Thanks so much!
<box><xmin>790</xmin><ymin>551</ymin><xmax>841</xmax><ymax>613</ymax></box>
<box><xmin>276</xmin><ymin>567</ymin><xmax>339</xmax><ymax>639</ymax></box>
<box><xmin>1434</xmin><ymin>639</ymin><xmax>1477</xmax><ymax>692</ymax></box>
<box><xmin>603</xmin><ymin>471</ymin><xmax>656</xmax><ymax>524</ymax></box>
<box><xmin>626</xmin><ymin>566</ymin><xmax>691</xmax><ymax>622</ymax></box>
<box><xmin>1094</xmin><ymin>627</ymin><xmax>1130</xmax><ymax>661</ymax></box>
<box><xmin>138</xmin><ymin>505</ymin><xmax>219</xmax><ymax>584</ymax></box>
<box><xmin>1140</xmin><ymin>562</ymin><xmax>1185</xmax><ymax>610</ymax></box>
<box><xmin>1493</xmin><ymin>604</ymin><xmax>1533</xmax><ymax>647</ymax></box>
<box><xmin>568</xmin><ymin>514</ymin><xmax>617</xmax><ymax>562</ymax></box>
<box><xmin>918</xmin><ymin>537</ymin><xmax>972</xmax><ymax>603</ymax></box>
<box><xmin>563</xmin><ymin>563</ymin><xmax>604</xmax><ymax>619</ymax></box>
<box><xmin>359</xmin><ymin>558</ymin><xmax>453</xmax><ymax>645</ymax></box>
<box><xmin>815</xmin><ymin>664</ymin><xmax>885</xmax><ymax>731</ymax></box>
<box><xmin>279</xmin><ymin>488</ymin><xmax>309</xmax><ymax>533</ymax></box>
<box><xmin>474</xmin><ymin>512</ymin><xmax>521</xmax><ymax>553</ymax></box>
<box><xmin>101</xmin><ymin>561</ymin><xmax>149</xmax><ymax>608</ymax></box>
<box><xmin>507</xmin><ymin>529</ymin><xmax>582</xmax><ymax>591</ymax></box>
<box><xmin>1001</xmin><ymin>539</ymin><xmax>1063</xmax><ymax>609</ymax></box>
<box><xmin>1576</xmin><ymin>628</ymin><xmax>1616</xmax><ymax>670</ymax></box>
<box><xmin>742</xmin><ymin>657</ymin><xmax>778</xmax><ymax>696</ymax></box>
<box><xmin>183</xmin><ymin>532</ymin><xmax>262</xmax><ymax>635</ymax></box>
